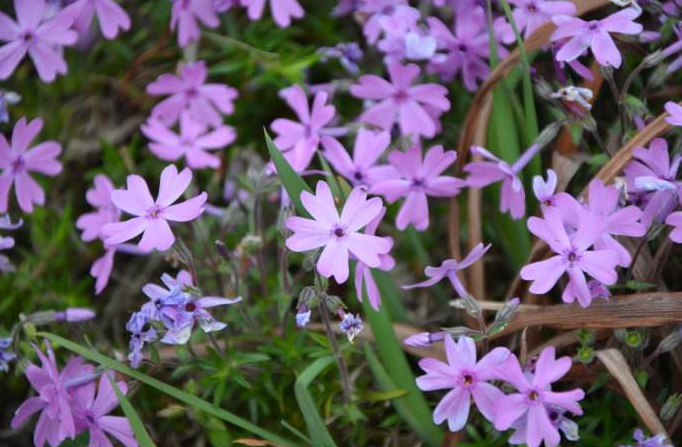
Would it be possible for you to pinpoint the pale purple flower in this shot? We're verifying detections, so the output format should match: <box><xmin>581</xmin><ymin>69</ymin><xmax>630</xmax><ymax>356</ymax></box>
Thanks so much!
<box><xmin>240</xmin><ymin>0</ymin><xmax>304</xmax><ymax>28</ymax></box>
<box><xmin>501</xmin><ymin>0</ymin><xmax>576</xmax><ymax>42</ymax></box>
<box><xmin>665</xmin><ymin>101</ymin><xmax>682</xmax><ymax>127</ymax></box>
<box><xmin>271</xmin><ymin>84</ymin><xmax>343</xmax><ymax>174</ymax></box>
<box><xmin>533</xmin><ymin>169</ymin><xmax>558</xmax><ymax>210</ymax></box>
<box><xmin>339</xmin><ymin>312</ymin><xmax>363</xmax><ymax>342</ymax></box>
<box><xmin>0</xmin><ymin>90</ymin><xmax>21</xmax><ymax>123</ymax></box>
<box><xmin>0</xmin><ymin>212</ymin><xmax>21</xmax><ymax>272</ymax></box>
<box><xmin>321</xmin><ymin>128</ymin><xmax>393</xmax><ymax>188</ymax></box>
<box><xmin>426</xmin><ymin>8</ymin><xmax>491</xmax><ymax>91</ymax></box>
<box><xmin>170</xmin><ymin>0</ymin><xmax>219</xmax><ymax>47</ymax></box>
<box><xmin>0</xmin><ymin>117</ymin><xmax>62</xmax><ymax>214</ymax></box>
<box><xmin>126</xmin><ymin>312</ymin><xmax>158</xmax><ymax>368</ymax></box>
<box><xmin>551</xmin><ymin>8</ymin><xmax>643</xmax><ymax>68</ymax></box>
<box><xmin>285</xmin><ymin>181</ymin><xmax>392</xmax><ymax>283</ymax></box>
<box><xmin>404</xmin><ymin>331</ymin><xmax>445</xmax><ymax>347</ymax></box>
<box><xmin>350</xmin><ymin>62</ymin><xmax>450</xmax><ymax>139</ymax></box>
<box><xmin>102</xmin><ymin>164</ymin><xmax>207</xmax><ymax>252</ymax></box>
<box><xmin>71</xmin><ymin>372</ymin><xmax>137</xmax><ymax>447</ymax></box>
<box><xmin>0</xmin><ymin>337</ymin><xmax>16</xmax><ymax>372</ymax></box>
<box><xmin>54</xmin><ymin>308</ymin><xmax>96</xmax><ymax>322</ymax></box>
<box><xmin>77</xmin><ymin>174</ymin><xmax>120</xmax><ymax>242</ymax></box>
<box><xmin>147</xmin><ymin>61</ymin><xmax>238</xmax><ymax>127</ymax></box>
<box><xmin>142</xmin><ymin>112</ymin><xmax>235</xmax><ymax>169</ymax></box>
<box><xmin>318</xmin><ymin>42</ymin><xmax>363</xmax><ymax>74</ymax></box>
<box><xmin>416</xmin><ymin>335</ymin><xmax>509</xmax><ymax>431</ymax></box>
<box><xmin>520</xmin><ymin>208</ymin><xmax>620</xmax><ymax>307</ymax></box>
<box><xmin>588</xmin><ymin>279</ymin><xmax>610</xmax><ymax>300</ymax></box>
<box><xmin>620</xmin><ymin>429</ymin><xmax>672</xmax><ymax>447</ymax></box>
<box><xmin>493</xmin><ymin>347</ymin><xmax>584</xmax><ymax>447</ymax></box>
<box><xmin>661</xmin><ymin>24</ymin><xmax>682</xmax><ymax>73</ymax></box>
<box><xmin>0</xmin><ymin>0</ymin><xmax>77</xmax><ymax>82</ymax></box>
<box><xmin>354</xmin><ymin>207</ymin><xmax>395</xmax><ymax>310</ymax></box>
<box><xmin>375</xmin><ymin>21</ymin><xmax>436</xmax><ymax>63</ymax></box>
<box><xmin>403</xmin><ymin>242</ymin><xmax>490</xmax><ymax>297</ymax></box>
<box><xmin>359</xmin><ymin>0</ymin><xmax>420</xmax><ymax>44</ymax></box>
<box><xmin>371</xmin><ymin>145</ymin><xmax>463</xmax><ymax>231</ymax></box>
<box><xmin>295</xmin><ymin>306</ymin><xmax>311</xmax><ymax>327</ymax></box>
<box><xmin>63</xmin><ymin>0</ymin><xmax>131</xmax><ymax>39</ymax></box>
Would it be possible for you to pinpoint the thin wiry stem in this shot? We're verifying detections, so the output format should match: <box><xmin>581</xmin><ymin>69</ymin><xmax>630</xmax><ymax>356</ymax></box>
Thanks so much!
<box><xmin>318</xmin><ymin>302</ymin><xmax>352</xmax><ymax>405</ymax></box>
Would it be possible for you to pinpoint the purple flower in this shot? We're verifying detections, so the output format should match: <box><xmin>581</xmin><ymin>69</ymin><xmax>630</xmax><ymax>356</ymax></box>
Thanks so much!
<box><xmin>0</xmin><ymin>337</ymin><xmax>16</xmax><ymax>372</ymax></box>
<box><xmin>359</xmin><ymin>0</ymin><xmax>420</xmax><ymax>44</ymax></box>
<box><xmin>350</xmin><ymin>62</ymin><xmax>450</xmax><ymax>139</ymax></box>
<box><xmin>426</xmin><ymin>8</ymin><xmax>490</xmax><ymax>91</ymax></box>
<box><xmin>416</xmin><ymin>334</ymin><xmax>509</xmax><ymax>431</ymax></box>
<box><xmin>493</xmin><ymin>347</ymin><xmax>584</xmax><ymax>447</ymax></box>
<box><xmin>77</xmin><ymin>174</ymin><xmax>120</xmax><ymax>242</ymax></box>
<box><xmin>271</xmin><ymin>84</ymin><xmax>343</xmax><ymax>174</ymax></box>
<box><xmin>501</xmin><ymin>0</ymin><xmax>576</xmax><ymax>42</ymax></box>
<box><xmin>551</xmin><ymin>8</ymin><xmax>643</xmax><ymax>68</ymax></box>
<box><xmin>371</xmin><ymin>144</ymin><xmax>463</xmax><ymax>231</ymax></box>
<box><xmin>170</xmin><ymin>0</ymin><xmax>219</xmax><ymax>47</ymax></box>
<box><xmin>126</xmin><ymin>312</ymin><xmax>158</xmax><ymax>368</ymax></box>
<box><xmin>620</xmin><ymin>429</ymin><xmax>672</xmax><ymax>447</ymax></box>
<box><xmin>285</xmin><ymin>181</ymin><xmax>392</xmax><ymax>283</ymax></box>
<box><xmin>146</xmin><ymin>61</ymin><xmax>238</xmax><ymax>127</ymax></box>
<box><xmin>520</xmin><ymin>208</ymin><xmax>620</xmax><ymax>307</ymax></box>
<box><xmin>102</xmin><ymin>164</ymin><xmax>207</xmax><ymax>252</ymax></box>
<box><xmin>55</xmin><ymin>308</ymin><xmax>96</xmax><ymax>322</ymax></box>
<box><xmin>142</xmin><ymin>112</ymin><xmax>235</xmax><ymax>169</ymax></box>
<box><xmin>240</xmin><ymin>0</ymin><xmax>304</xmax><ymax>28</ymax></box>
<box><xmin>338</xmin><ymin>312</ymin><xmax>363</xmax><ymax>342</ymax></box>
<box><xmin>354</xmin><ymin>207</ymin><xmax>395</xmax><ymax>310</ymax></box>
<box><xmin>321</xmin><ymin>128</ymin><xmax>392</xmax><ymax>188</ymax></box>
<box><xmin>0</xmin><ymin>212</ymin><xmax>21</xmax><ymax>272</ymax></box>
<box><xmin>0</xmin><ymin>90</ymin><xmax>21</xmax><ymax>123</ymax></box>
<box><xmin>404</xmin><ymin>331</ymin><xmax>445</xmax><ymax>347</ymax></box>
<box><xmin>0</xmin><ymin>0</ymin><xmax>77</xmax><ymax>82</ymax></box>
<box><xmin>665</xmin><ymin>101</ymin><xmax>682</xmax><ymax>127</ymax></box>
<box><xmin>533</xmin><ymin>168</ymin><xmax>558</xmax><ymax>210</ymax></box>
<box><xmin>624</xmin><ymin>138</ymin><xmax>680</xmax><ymax>227</ymax></box>
<box><xmin>63</xmin><ymin>0</ymin><xmax>131</xmax><ymax>39</ymax></box>
<box><xmin>403</xmin><ymin>242</ymin><xmax>490</xmax><ymax>296</ymax></box>
<box><xmin>318</xmin><ymin>42</ymin><xmax>363</xmax><ymax>74</ymax></box>
<box><xmin>71</xmin><ymin>372</ymin><xmax>137</xmax><ymax>447</ymax></box>
<box><xmin>0</xmin><ymin>117</ymin><xmax>62</xmax><ymax>214</ymax></box>
<box><xmin>662</xmin><ymin>24</ymin><xmax>682</xmax><ymax>74</ymax></box>
<box><xmin>295</xmin><ymin>306</ymin><xmax>311</xmax><ymax>327</ymax></box>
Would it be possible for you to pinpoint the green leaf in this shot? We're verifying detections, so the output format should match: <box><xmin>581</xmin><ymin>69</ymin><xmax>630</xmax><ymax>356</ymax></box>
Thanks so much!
<box><xmin>38</xmin><ymin>332</ymin><xmax>301</xmax><ymax>447</ymax></box>
<box><xmin>294</xmin><ymin>356</ymin><xmax>338</xmax><ymax>447</ymax></box>
<box><xmin>264</xmin><ymin>129</ymin><xmax>312</xmax><ymax>217</ymax></box>
<box><xmin>106</xmin><ymin>373</ymin><xmax>157</xmax><ymax>447</ymax></box>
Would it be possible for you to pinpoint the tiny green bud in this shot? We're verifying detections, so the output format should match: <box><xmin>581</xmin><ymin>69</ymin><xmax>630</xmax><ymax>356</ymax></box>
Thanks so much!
<box><xmin>660</xmin><ymin>393</ymin><xmax>682</xmax><ymax>421</ymax></box>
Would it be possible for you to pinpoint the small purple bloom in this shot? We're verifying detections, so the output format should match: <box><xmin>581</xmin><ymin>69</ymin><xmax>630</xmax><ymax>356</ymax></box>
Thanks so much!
<box><xmin>371</xmin><ymin>144</ymin><xmax>464</xmax><ymax>231</ymax></box>
<box><xmin>354</xmin><ymin>207</ymin><xmax>395</xmax><ymax>310</ymax></box>
<box><xmin>295</xmin><ymin>307</ymin><xmax>311</xmax><ymax>327</ymax></box>
<box><xmin>533</xmin><ymin>169</ymin><xmax>558</xmax><ymax>210</ymax></box>
<box><xmin>0</xmin><ymin>337</ymin><xmax>16</xmax><ymax>372</ymax></box>
<box><xmin>0</xmin><ymin>90</ymin><xmax>21</xmax><ymax>123</ymax></box>
<box><xmin>77</xmin><ymin>174</ymin><xmax>120</xmax><ymax>243</ymax></box>
<box><xmin>359</xmin><ymin>0</ymin><xmax>420</xmax><ymax>44</ymax></box>
<box><xmin>318</xmin><ymin>42</ymin><xmax>363</xmax><ymax>74</ymax></box>
<box><xmin>501</xmin><ymin>0</ymin><xmax>576</xmax><ymax>42</ymax></box>
<box><xmin>55</xmin><ymin>308</ymin><xmax>97</xmax><ymax>322</ymax></box>
<box><xmin>620</xmin><ymin>429</ymin><xmax>672</xmax><ymax>447</ymax></box>
<box><xmin>321</xmin><ymin>128</ymin><xmax>392</xmax><ymax>188</ymax></box>
<box><xmin>338</xmin><ymin>312</ymin><xmax>363</xmax><ymax>342</ymax></box>
<box><xmin>63</xmin><ymin>0</ymin><xmax>131</xmax><ymax>39</ymax></box>
<box><xmin>416</xmin><ymin>334</ymin><xmax>510</xmax><ymax>431</ymax></box>
<box><xmin>170</xmin><ymin>0</ymin><xmax>219</xmax><ymax>47</ymax></box>
<box><xmin>240</xmin><ymin>0</ymin><xmax>304</xmax><ymax>28</ymax></box>
<box><xmin>126</xmin><ymin>312</ymin><xmax>158</xmax><ymax>368</ymax></box>
<box><xmin>665</xmin><ymin>101</ymin><xmax>682</xmax><ymax>127</ymax></box>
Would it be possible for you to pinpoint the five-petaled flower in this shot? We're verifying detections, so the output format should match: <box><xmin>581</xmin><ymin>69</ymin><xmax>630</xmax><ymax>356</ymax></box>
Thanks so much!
<box><xmin>240</xmin><ymin>0</ymin><xmax>304</xmax><ymax>28</ymax></box>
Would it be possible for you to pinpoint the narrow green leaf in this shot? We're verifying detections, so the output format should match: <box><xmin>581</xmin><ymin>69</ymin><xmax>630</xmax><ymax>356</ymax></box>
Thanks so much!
<box><xmin>106</xmin><ymin>373</ymin><xmax>157</xmax><ymax>447</ymax></box>
<box><xmin>264</xmin><ymin>129</ymin><xmax>312</xmax><ymax>217</ymax></box>
<box><xmin>294</xmin><ymin>356</ymin><xmax>338</xmax><ymax>447</ymax></box>
<box><xmin>38</xmin><ymin>332</ymin><xmax>301</xmax><ymax>447</ymax></box>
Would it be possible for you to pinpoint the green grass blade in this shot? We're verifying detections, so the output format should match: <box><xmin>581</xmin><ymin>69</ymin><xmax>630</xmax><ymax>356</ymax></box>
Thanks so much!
<box><xmin>265</xmin><ymin>129</ymin><xmax>312</xmax><ymax>217</ymax></box>
<box><xmin>294</xmin><ymin>356</ymin><xmax>338</xmax><ymax>447</ymax></box>
<box><xmin>106</xmin><ymin>372</ymin><xmax>158</xmax><ymax>447</ymax></box>
<box><xmin>38</xmin><ymin>332</ymin><xmax>301</xmax><ymax>447</ymax></box>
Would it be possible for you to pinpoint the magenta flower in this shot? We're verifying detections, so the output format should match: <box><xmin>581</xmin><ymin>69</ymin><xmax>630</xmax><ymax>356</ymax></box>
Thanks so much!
<box><xmin>102</xmin><ymin>164</ymin><xmax>207</xmax><ymax>252</ymax></box>
<box><xmin>665</xmin><ymin>101</ymin><xmax>682</xmax><ymax>127</ymax></box>
<box><xmin>371</xmin><ymin>145</ymin><xmax>463</xmax><ymax>231</ymax></box>
<box><xmin>416</xmin><ymin>334</ymin><xmax>510</xmax><ymax>431</ymax></box>
<box><xmin>64</xmin><ymin>0</ymin><xmax>131</xmax><ymax>39</ymax></box>
<box><xmin>0</xmin><ymin>0</ymin><xmax>77</xmax><ymax>82</ymax></box>
<box><xmin>146</xmin><ymin>61</ymin><xmax>238</xmax><ymax>127</ymax></box>
<box><xmin>271</xmin><ymin>84</ymin><xmax>342</xmax><ymax>173</ymax></box>
<box><xmin>71</xmin><ymin>373</ymin><xmax>137</xmax><ymax>447</ymax></box>
<box><xmin>403</xmin><ymin>243</ymin><xmax>490</xmax><ymax>297</ymax></box>
<box><xmin>533</xmin><ymin>169</ymin><xmax>558</xmax><ymax>210</ymax></box>
<box><xmin>426</xmin><ymin>8</ymin><xmax>491</xmax><ymax>91</ymax></box>
<box><xmin>493</xmin><ymin>347</ymin><xmax>584</xmax><ymax>447</ymax></box>
<box><xmin>285</xmin><ymin>181</ymin><xmax>392</xmax><ymax>283</ymax></box>
<box><xmin>170</xmin><ymin>0</ymin><xmax>219</xmax><ymax>47</ymax></box>
<box><xmin>240</xmin><ymin>0</ymin><xmax>304</xmax><ymax>28</ymax></box>
<box><xmin>359</xmin><ymin>0</ymin><xmax>420</xmax><ymax>44</ymax></box>
<box><xmin>350</xmin><ymin>62</ymin><xmax>450</xmax><ymax>139</ymax></box>
<box><xmin>354</xmin><ymin>207</ymin><xmax>395</xmax><ymax>310</ymax></box>
<box><xmin>520</xmin><ymin>208</ymin><xmax>620</xmax><ymax>307</ymax></box>
<box><xmin>142</xmin><ymin>112</ymin><xmax>235</xmax><ymax>169</ymax></box>
<box><xmin>501</xmin><ymin>0</ymin><xmax>576</xmax><ymax>42</ymax></box>
<box><xmin>321</xmin><ymin>128</ymin><xmax>393</xmax><ymax>188</ymax></box>
<box><xmin>76</xmin><ymin>174</ymin><xmax>120</xmax><ymax>242</ymax></box>
<box><xmin>551</xmin><ymin>8</ymin><xmax>643</xmax><ymax>68</ymax></box>
<box><xmin>0</xmin><ymin>117</ymin><xmax>62</xmax><ymax>213</ymax></box>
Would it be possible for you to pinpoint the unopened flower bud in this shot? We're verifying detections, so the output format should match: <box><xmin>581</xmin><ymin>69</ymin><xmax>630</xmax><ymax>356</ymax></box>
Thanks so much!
<box><xmin>339</xmin><ymin>313</ymin><xmax>363</xmax><ymax>343</ymax></box>
<box><xmin>404</xmin><ymin>331</ymin><xmax>446</xmax><ymax>347</ymax></box>
<box><xmin>56</xmin><ymin>308</ymin><xmax>96</xmax><ymax>323</ymax></box>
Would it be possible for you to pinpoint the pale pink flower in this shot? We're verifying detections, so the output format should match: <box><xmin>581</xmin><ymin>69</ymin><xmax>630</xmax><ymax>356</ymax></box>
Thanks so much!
<box><xmin>63</xmin><ymin>0</ymin><xmax>131</xmax><ymax>40</ymax></box>
<box><xmin>240</xmin><ymin>0</ymin><xmax>304</xmax><ymax>28</ymax></box>
<box><xmin>170</xmin><ymin>0</ymin><xmax>220</xmax><ymax>47</ymax></box>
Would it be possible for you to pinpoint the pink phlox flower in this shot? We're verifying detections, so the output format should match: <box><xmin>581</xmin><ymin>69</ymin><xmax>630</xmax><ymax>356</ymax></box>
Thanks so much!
<box><xmin>520</xmin><ymin>207</ymin><xmax>620</xmax><ymax>307</ymax></box>
<box><xmin>239</xmin><ymin>0</ymin><xmax>304</xmax><ymax>28</ymax></box>
<box><xmin>493</xmin><ymin>347</ymin><xmax>585</xmax><ymax>447</ymax></box>
<box><xmin>551</xmin><ymin>7</ymin><xmax>643</xmax><ymax>68</ymax></box>
<box><xmin>63</xmin><ymin>0</ymin><xmax>131</xmax><ymax>40</ymax></box>
<box><xmin>376</xmin><ymin>19</ymin><xmax>437</xmax><ymax>63</ymax></box>
<box><xmin>416</xmin><ymin>334</ymin><xmax>510</xmax><ymax>431</ymax></box>
<box><xmin>271</xmin><ymin>84</ymin><xmax>343</xmax><ymax>173</ymax></box>
<box><xmin>102</xmin><ymin>164</ymin><xmax>207</xmax><ymax>252</ymax></box>
<box><xmin>426</xmin><ymin>8</ymin><xmax>492</xmax><ymax>91</ymax></box>
<box><xmin>142</xmin><ymin>111</ymin><xmax>235</xmax><ymax>169</ymax></box>
<box><xmin>350</xmin><ymin>62</ymin><xmax>450</xmax><ymax>139</ymax></box>
<box><xmin>665</xmin><ymin>101</ymin><xmax>682</xmax><ymax>127</ymax></box>
<box><xmin>71</xmin><ymin>372</ymin><xmax>137</xmax><ymax>447</ymax></box>
<box><xmin>0</xmin><ymin>117</ymin><xmax>62</xmax><ymax>213</ymax></box>
<box><xmin>359</xmin><ymin>0</ymin><xmax>420</xmax><ymax>44</ymax></box>
<box><xmin>533</xmin><ymin>168</ymin><xmax>558</xmax><ymax>210</ymax></box>
<box><xmin>0</xmin><ymin>0</ymin><xmax>77</xmax><ymax>82</ymax></box>
<box><xmin>77</xmin><ymin>174</ymin><xmax>120</xmax><ymax>242</ymax></box>
<box><xmin>170</xmin><ymin>0</ymin><xmax>219</xmax><ymax>47</ymax></box>
<box><xmin>624</xmin><ymin>138</ymin><xmax>681</xmax><ymax>227</ymax></box>
<box><xmin>403</xmin><ymin>242</ymin><xmax>491</xmax><ymax>297</ymax></box>
<box><xmin>500</xmin><ymin>0</ymin><xmax>576</xmax><ymax>43</ymax></box>
<box><xmin>285</xmin><ymin>181</ymin><xmax>392</xmax><ymax>283</ymax></box>
<box><xmin>371</xmin><ymin>144</ymin><xmax>464</xmax><ymax>231</ymax></box>
<box><xmin>11</xmin><ymin>343</ymin><xmax>90</xmax><ymax>447</ymax></box>
<box><xmin>620</xmin><ymin>429</ymin><xmax>672</xmax><ymax>447</ymax></box>
<box><xmin>320</xmin><ymin>128</ymin><xmax>393</xmax><ymax>188</ymax></box>
<box><xmin>354</xmin><ymin>206</ymin><xmax>395</xmax><ymax>310</ymax></box>
<box><xmin>147</xmin><ymin>61</ymin><xmax>238</xmax><ymax>128</ymax></box>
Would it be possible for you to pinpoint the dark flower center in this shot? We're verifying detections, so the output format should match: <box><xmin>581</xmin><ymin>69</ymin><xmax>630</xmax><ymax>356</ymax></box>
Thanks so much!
<box><xmin>394</xmin><ymin>90</ymin><xmax>409</xmax><ymax>103</ymax></box>
<box><xmin>567</xmin><ymin>251</ymin><xmax>577</xmax><ymax>262</ymax></box>
<box><xmin>21</xmin><ymin>31</ymin><xmax>35</xmax><ymax>43</ymax></box>
<box><xmin>85</xmin><ymin>412</ymin><xmax>96</xmax><ymax>424</ymax></box>
<box><xmin>353</xmin><ymin>171</ymin><xmax>363</xmax><ymax>181</ymax></box>
<box><xmin>529</xmin><ymin>391</ymin><xmax>539</xmax><ymax>400</ymax></box>
<box><xmin>411</xmin><ymin>178</ymin><xmax>425</xmax><ymax>188</ymax></box>
<box><xmin>527</xmin><ymin>3</ymin><xmax>538</xmax><ymax>13</ymax></box>
<box><xmin>543</xmin><ymin>199</ymin><xmax>553</xmax><ymax>207</ymax></box>
<box><xmin>146</xmin><ymin>205</ymin><xmax>163</xmax><ymax>219</ymax></box>
<box><xmin>185</xmin><ymin>87</ymin><xmax>199</xmax><ymax>98</ymax></box>
<box><xmin>334</xmin><ymin>227</ymin><xmax>346</xmax><ymax>238</ymax></box>
<box><xmin>462</xmin><ymin>374</ymin><xmax>474</xmax><ymax>385</ymax></box>
<box><xmin>458</xmin><ymin>43</ymin><xmax>468</xmax><ymax>53</ymax></box>
<box><xmin>382</xmin><ymin>5</ymin><xmax>395</xmax><ymax>15</ymax></box>
<box><xmin>185</xmin><ymin>302</ymin><xmax>196</xmax><ymax>312</ymax></box>
<box><xmin>10</xmin><ymin>157</ymin><xmax>24</xmax><ymax>174</ymax></box>
<box><xmin>588</xmin><ymin>21</ymin><xmax>599</xmax><ymax>31</ymax></box>
<box><xmin>549</xmin><ymin>411</ymin><xmax>559</xmax><ymax>421</ymax></box>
